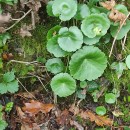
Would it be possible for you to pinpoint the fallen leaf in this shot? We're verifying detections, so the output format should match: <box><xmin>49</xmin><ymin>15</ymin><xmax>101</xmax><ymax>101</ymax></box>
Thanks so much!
<box><xmin>100</xmin><ymin>0</ymin><xmax>126</xmax><ymax>25</ymax></box>
<box><xmin>56</xmin><ymin>109</ymin><xmax>70</xmax><ymax>125</ymax></box>
<box><xmin>112</xmin><ymin>110</ymin><xmax>124</xmax><ymax>117</ymax></box>
<box><xmin>16</xmin><ymin>106</ymin><xmax>26</xmax><ymax>119</ymax></box>
<box><xmin>0</xmin><ymin>13</ymin><xmax>11</xmax><ymax>24</ymax></box>
<box><xmin>80</xmin><ymin>110</ymin><xmax>113</xmax><ymax>126</ymax></box>
<box><xmin>69</xmin><ymin>104</ymin><xmax>80</xmax><ymax>115</ymax></box>
<box><xmin>109</xmin><ymin>9</ymin><xmax>126</xmax><ymax>25</ymax></box>
<box><xmin>16</xmin><ymin>106</ymin><xmax>32</xmax><ymax>123</ymax></box>
<box><xmin>0</xmin><ymin>27</ymin><xmax>5</xmax><ymax>33</ymax></box>
<box><xmin>70</xmin><ymin>120</ymin><xmax>84</xmax><ymax>130</ymax></box>
<box><xmin>22</xmin><ymin>100</ymin><xmax>54</xmax><ymax>116</ymax></box>
<box><xmin>32</xmin><ymin>123</ymin><xmax>41</xmax><ymax>130</ymax></box>
<box><xmin>21</xmin><ymin>123</ymin><xmax>40</xmax><ymax>130</ymax></box>
<box><xmin>19</xmin><ymin>24</ymin><xmax>32</xmax><ymax>38</ymax></box>
<box><xmin>27</xmin><ymin>0</ymin><xmax>42</xmax><ymax>12</ymax></box>
<box><xmin>21</xmin><ymin>124</ymin><xmax>32</xmax><ymax>130</ymax></box>
<box><xmin>100</xmin><ymin>0</ymin><xmax>115</xmax><ymax>10</ymax></box>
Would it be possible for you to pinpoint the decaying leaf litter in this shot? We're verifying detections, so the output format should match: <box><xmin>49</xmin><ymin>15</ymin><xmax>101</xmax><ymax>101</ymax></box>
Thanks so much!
<box><xmin>0</xmin><ymin>0</ymin><xmax>130</xmax><ymax>129</ymax></box>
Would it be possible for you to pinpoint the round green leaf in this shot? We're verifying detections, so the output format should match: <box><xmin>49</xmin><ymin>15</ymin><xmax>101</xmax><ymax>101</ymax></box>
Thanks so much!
<box><xmin>105</xmin><ymin>93</ymin><xmax>116</xmax><ymax>104</ymax></box>
<box><xmin>110</xmin><ymin>20</ymin><xmax>130</xmax><ymax>40</ymax></box>
<box><xmin>90</xmin><ymin>7</ymin><xmax>100</xmax><ymax>14</ymax></box>
<box><xmin>83</xmin><ymin>35</ymin><xmax>101</xmax><ymax>45</ymax></box>
<box><xmin>45</xmin><ymin>58</ymin><xmax>64</xmax><ymax>74</ymax></box>
<box><xmin>74</xmin><ymin>4</ymin><xmax>90</xmax><ymax>20</ymax></box>
<box><xmin>69</xmin><ymin>46</ymin><xmax>107</xmax><ymax>81</ymax></box>
<box><xmin>115</xmin><ymin>4</ymin><xmax>129</xmax><ymax>15</ymax></box>
<box><xmin>52</xmin><ymin>0</ymin><xmax>77</xmax><ymax>21</ymax></box>
<box><xmin>46</xmin><ymin>1</ymin><xmax>54</xmax><ymax>16</ymax></box>
<box><xmin>47</xmin><ymin>25</ymin><xmax>61</xmax><ymax>40</ymax></box>
<box><xmin>51</xmin><ymin>73</ymin><xmax>76</xmax><ymax>97</ymax></box>
<box><xmin>81</xmin><ymin>14</ymin><xmax>110</xmax><ymax>38</ymax></box>
<box><xmin>80</xmin><ymin>81</ymin><xmax>87</xmax><ymax>88</ymax></box>
<box><xmin>126</xmin><ymin>55</ymin><xmax>130</xmax><ymax>69</ymax></box>
<box><xmin>47</xmin><ymin>36</ymin><xmax>69</xmax><ymax>57</ymax></box>
<box><xmin>58</xmin><ymin>26</ymin><xmax>83</xmax><ymax>52</ymax></box>
<box><xmin>96</xmin><ymin>106</ymin><xmax>106</xmax><ymax>116</ymax></box>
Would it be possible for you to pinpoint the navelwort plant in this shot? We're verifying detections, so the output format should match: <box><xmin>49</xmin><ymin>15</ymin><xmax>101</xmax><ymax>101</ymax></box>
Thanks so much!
<box><xmin>46</xmin><ymin>0</ymin><xmax>130</xmax><ymax>97</ymax></box>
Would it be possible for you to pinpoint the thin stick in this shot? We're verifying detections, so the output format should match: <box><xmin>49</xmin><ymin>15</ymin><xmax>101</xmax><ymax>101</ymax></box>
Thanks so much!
<box><xmin>10</xmin><ymin>60</ymin><xmax>37</xmax><ymax>65</ymax></box>
<box><xmin>31</xmin><ymin>11</ymin><xmax>35</xmax><ymax>29</ymax></box>
<box><xmin>17</xmin><ymin>78</ymin><xmax>37</xmax><ymax>99</ymax></box>
<box><xmin>5</xmin><ymin>9</ymin><xmax>32</xmax><ymax>31</ymax></box>
<box><xmin>122</xmin><ymin>34</ymin><xmax>127</xmax><ymax>50</ymax></box>
<box><xmin>28</xmin><ymin>73</ymin><xmax>48</xmax><ymax>92</ymax></box>
<box><xmin>109</xmin><ymin>12</ymin><xmax>130</xmax><ymax>57</ymax></box>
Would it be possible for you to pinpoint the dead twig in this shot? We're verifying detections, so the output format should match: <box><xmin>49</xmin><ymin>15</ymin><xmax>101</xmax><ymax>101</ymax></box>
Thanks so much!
<box><xmin>109</xmin><ymin>12</ymin><xmax>130</xmax><ymax>57</ymax></box>
<box><xmin>5</xmin><ymin>9</ymin><xmax>32</xmax><ymax>31</ymax></box>
<box><xmin>17</xmin><ymin>78</ymin><xmax>37</xmax><ymax>100</ymax></box>
<box><xmin>10</xmin><ymin>60</ymin><xmax>38</xmax><ymax>65</ymax></box>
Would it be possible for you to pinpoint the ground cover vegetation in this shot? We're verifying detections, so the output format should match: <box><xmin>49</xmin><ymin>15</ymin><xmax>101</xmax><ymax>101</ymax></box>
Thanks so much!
<box><xmin>0</xmin><ymin>0</ymin><xmax>130</xmax><ymax>129</ymax></box>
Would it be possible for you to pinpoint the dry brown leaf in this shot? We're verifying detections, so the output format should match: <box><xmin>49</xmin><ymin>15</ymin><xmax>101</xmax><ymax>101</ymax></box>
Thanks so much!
<box><xmin>100</xmin><ymin>0</ymin><xmax>115</xmax><ymax>10</ymax></box>
<box><xmin>56</xmin><ymin>109</ymin><xmax>70</xmax><ymax>125</ymax></box>
<box><xmin>69</xmin><ymin>104</ymin><xmax>80</xmax><ymax>115</ymax></box>
<box><xmin>100</xmin><ymin>0</ymin><xmax>126</xmax><ymax>25</ymax></box>
<box><xmin>16</xmin><ymin>106</ymin><xmax>27</xmax><ymax>119</ymax></box>
<box><xmin>70</xmin><ymin>120</ymin><xmax>84</xmax><ymax>130</ymax></box>
<box><xmin>0</xmin><ymin>13</ymin><xmax>11</xmax><ymax>25</ymax></box>
<box><xmin>0</xmin><ymin>27</ymin><xmax>5</xmax><ymax>33</ymax></box>
<box><xmin>19</xmin><ymin>24</ymin><xmax>32</xmax><ymax>37</ymax></box>
<box><xmin>21</xmin><ymin>123</ymin><xmax>40</xmax><ymax>130</ymax></box>
<box><xmin>22</xmin><ymin>100</ymin><xmax>54</xmax><ymax>116</ymax></box>
<box><xmin>21</xmin><ymin>124</ymin><xmax>32</xmax><ymax>130</ymax></box>
<box><xmin>112</xmin><ymin>110</ymin><xmax>124</xmax><ymax>117</ymax></box>
<box><xmin>80</xmin><ymin>110</ymin><xmax>113</xmax><ymax>126</ymax></box>
<box><xmin>27</xmin><ymin>0</ymin><xmax>42</xmax><ymax>12</ymax></box>
<box><xmin>109</xmin><ymin>9</ymin><xmax>127</xmax><ymax>25</ymax></box>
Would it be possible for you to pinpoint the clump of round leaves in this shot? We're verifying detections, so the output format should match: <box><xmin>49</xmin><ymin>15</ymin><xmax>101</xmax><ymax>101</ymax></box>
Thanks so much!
<box><xmin>110</xmin><ymin>20</ymin><xmax>130</xmax><ymax>40</ymax></box>
<box><xmin>126</xmin><ymin>55</ymin><xmax>130</xmax><ymax>69</ymax></box>
<box><xmin>47</xmin><ymin>36</ymin><xmax>69</xmax><ymax>57</ymax></box>
<box><xmin>51</xmin><ymin>73</ymin><xmax>76</xmax><ymax>97</ymax></box>
<box><xmin>96</xmin><ymin>106</ymin><xmax>106</xmax><ymax>116</ymax></box>
<box><xmin>69</xmin><ymin>46</ymin><xmax>107</xmax><ymax>81</ymax></box>
<box><xmin>52</xmin><ymin>0</ymin><xmax>77</xmax><ymax>21</ymax></box>
<box><xmin>75</xmin><ymin>4</ymin><xmax>90</xmax><ymax>20</ymax></box>
<box><xmin>81</xmin><ymin>14</ymin><xmax>110</xmax><ymax>38</ymax></box>
<box><xmin>105</xmin><ymin>93</ymin><xmax>116</xmax><ymax>104</ymax></box>
<box><xmin>58</xmin><ymin>26</ymin><xmax>83</xmax><ymax>52</ymax></box>
<box><xmin>45</xmin><ymin>58</ymin><xmax>64</xmax><ymax>74</ymax></box>
<box><xmin>47</xmin><ymin>25</ymin><xmax>61</xmax><ymax>40</ymax></box>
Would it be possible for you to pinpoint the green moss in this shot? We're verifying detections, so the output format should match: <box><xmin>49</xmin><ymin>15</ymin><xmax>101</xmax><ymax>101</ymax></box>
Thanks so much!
<box><xmin>120</xmin><ymin>103</ymin><xmax>130</xmax><ymax>123</ymax></box>
<box><xmin>2</xmin><ymin>18</ymin><xmax>57</xmax><ymax>75</ymax></box>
